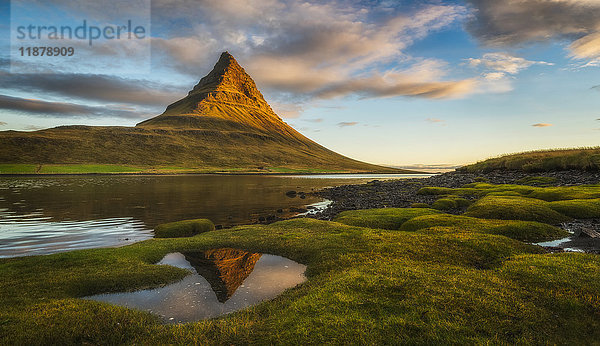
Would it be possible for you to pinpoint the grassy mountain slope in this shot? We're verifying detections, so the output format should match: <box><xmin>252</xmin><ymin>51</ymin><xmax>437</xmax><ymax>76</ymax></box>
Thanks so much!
<box><xmin>459</xmin><ymin>147</ymin><xmax>600</xmax><ymax>173</ymax></box>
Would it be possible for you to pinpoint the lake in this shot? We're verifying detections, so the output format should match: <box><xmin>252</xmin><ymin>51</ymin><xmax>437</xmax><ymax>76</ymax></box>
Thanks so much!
<box><xmin>0</xmin><ymin>174</ymin><xmax>431</xmax><ymax>257</ymax></box>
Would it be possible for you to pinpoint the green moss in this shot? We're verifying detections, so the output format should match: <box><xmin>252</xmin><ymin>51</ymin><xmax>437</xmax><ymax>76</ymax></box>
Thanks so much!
<box><xmin>464</xmin><ymin>196</ymin><xmax>571</xmax><ymax>224</ymax></box>
<box><xmin>418</xmin><ymin>186</ymin><xmax>463</xmax><ymax>195</ymax></box>
<box><xmin>431</xmin><ymin>195</ymin><xmax>471</xmax><ymax>211</ymax></box>
<box><xmin>401</xmin><ymin>214</ymin><xmax>568</xmax><ymax>242</ymax></box>
<box><xmin>1</xmin><ymin>218</ymin><xmax>599</xmax><ymax>344</ymax></box>
<box><xmin>526</xmin><ymin>186</ymin><xmax>600</xmax><ymax>201</ymax></box>
<box><xmin>419</xmin><ymin>183</ymin><xmax>600</xmax><ymax>202</ymax></box>
<box><xmin>410</xmin><ymin>203</ymin><xmax>430</xmax><ymax>208</ymax></box>
<box><xmin>154</xmin><ymin>219</ymin><xmax>215</xmax><ymax>238</ymax></box>
<box><xmin>333</xmin><ymin>208</ymin><xmax>441</xmax><ymax>230</ymax></box>
<box><xmin>515</xmin><ymin>176</ymin><xmax>558</xmax><ymax>186</ymax></box>
<box><xmin>548</xmin><ymin>198</ymin><xmax>600</xmax><ymax>219</ymax></box>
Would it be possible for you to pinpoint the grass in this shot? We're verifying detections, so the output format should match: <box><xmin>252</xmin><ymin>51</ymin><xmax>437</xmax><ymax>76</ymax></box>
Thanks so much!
<box><xmin>154</xmin><ymin>219</ymin><xmax>215</xmax><ymax>238</ymax></box>
<box><xmin>459</xmin><ymin>147</ymin><xmax>600</xmax><ymax>172</ymax></box>
<box><xmin>418</xmin><ymin>182</ymin><xmax>600</xmax><ymax>201</ymax></box>
<box><xmin>333</xmin><ymin>208</ymin><xmax>442</xmax><ymax>230</ymax></box>
<box><xmin>0</xmin><ymin>122</ymin><xmax>408</xmax><ymax>174</ymax></box>
<box><xmin>0</xmin><ymin>163</ymin><xmax>396</xmax><ymax>175</ymax></box>
<box><xmin>548</xmin><ymin>198</ymin><xmax>600</xmax><ymax>219</ymax></box>
<box><xmin>464</xmin><ymin>196</ymin><xmax>572</xmax><ymax>224</ymax></box>
<box><xmin>0</xmin><ymin>218</ymin><xmax>599</xmax><ymax>344</ymax></box>
<box><xmin>431</xmin><ymin>195</ymin><xmax>472</xmax><ymax>211</ymax></box>
<box><xmin>400</xmin><ymin>214</ymin><xmax>568</xmax><ymax>242</ymax></box>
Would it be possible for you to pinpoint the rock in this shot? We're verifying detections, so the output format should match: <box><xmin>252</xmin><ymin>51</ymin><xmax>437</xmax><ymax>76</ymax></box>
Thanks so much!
<box><xmin>579</xmin><ymin>228</ymin><xmax>600</xmax><ymax>238</ymax></box>
<box><xmin>276</xmin><ymin>208</ymin><xmax>283</xmax><ymax>213</ymax></box>
<box><xmin>290</xmin><ymin>207</ymin><xmax>308</xmax><ymax>213</ymax></box>
<box><xmin>285</xmin><ymin>190</ymin><xmax>297</xmax><ymax>197</ymax></box>
<box><xmin>258</xmin><ymin>216</ymin><xmax>266</xmax><ymax>222</ymax></box>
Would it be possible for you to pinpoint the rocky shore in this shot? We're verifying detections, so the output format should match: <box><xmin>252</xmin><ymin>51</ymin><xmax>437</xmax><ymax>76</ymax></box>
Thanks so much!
<box><xmin>313</xmin><ymin>170</ymin><xmax>600</xmax><ymax>220</ymax></box>
<box><xmin>309</xmin><ymin>170</ymin><xmax>600</xmax><ymax>253</ymax></box>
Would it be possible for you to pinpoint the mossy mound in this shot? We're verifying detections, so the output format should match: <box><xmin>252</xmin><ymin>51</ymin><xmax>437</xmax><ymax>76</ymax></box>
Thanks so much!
<box><xmin>418</xmin><ymin>183</ymin><xmax>600</xmax><ymax>201</ymax></box>
<box><xmin>2</xmin><ymin>218</ymin><xmax>599</xmax><ymax>344</ymax></box>
<box><xmin>431</xmin><ymin>195</ymin><xmax>471</xmax><ymax>211</ymax></box>
<box><xmin>154</xmin><ymin>219</ymin><xmax>215</xmax><ymax>238</ymax></box>
<box><xmin>548</xmin><ymin>198</ymin><xmax>600</xmax><ymax>219</ymax></box>
<box><xmin>333</xmin><ymin>208</ymin><xmax>441</xmax><ymax>230</ymax></box>
<box><xmin>515</xmin><ymin>176</ymin><xmax>558</xmax><ymax>186</ymax></box>
<box><xmin>401</xmin><ymin>214</ymin><xmax>568</xmax><ymax>242</ymax></box>
<box><xmin>464</xmin><ymin>196</ymin><xmax>571</xmax><ymax>224</ymax></box>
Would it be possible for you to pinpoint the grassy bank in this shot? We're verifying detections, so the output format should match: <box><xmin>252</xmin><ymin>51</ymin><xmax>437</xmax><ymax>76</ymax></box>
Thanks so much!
<box><xmin>0</xmin><ymin>163</ymin><xmax>389</xmax><ymax>175</ymax></box>
<box><xmin>1</xmin><ymin>207</ymin><xmax>598</xmax><ymax>343</ymax></box>
<box><xmin>459</xmin><ymin>147</ymin><xmax>600</xmax><ymax>172</ymax></box>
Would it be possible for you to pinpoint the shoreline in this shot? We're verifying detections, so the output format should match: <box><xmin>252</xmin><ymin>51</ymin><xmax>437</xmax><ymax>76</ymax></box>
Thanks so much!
<box><xmin>311</xmin><ymin>169</ymin><xmax>600</xmax><ymax>253</ymax></box>
<box><xmin>0</xmin><ymin>171</ymin><xmax>429</xmax><ymax>177</ymax></box>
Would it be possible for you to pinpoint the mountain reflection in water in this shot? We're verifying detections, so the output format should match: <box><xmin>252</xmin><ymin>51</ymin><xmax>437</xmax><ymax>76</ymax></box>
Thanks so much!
<box><xmin>186</xmin><ymin>248</ymin><xmax>262</xmax><ymax>303</ymax></box>
<box><xmin>86</xmin><ymin>249</ymin><xmax>306</xmax><ymax>323</ymax></box>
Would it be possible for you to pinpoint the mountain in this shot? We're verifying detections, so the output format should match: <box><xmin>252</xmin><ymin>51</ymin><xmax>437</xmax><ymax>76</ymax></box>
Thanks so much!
<box><xmin>0</xmin><ymin>52</ymin><xmax>408</xmax><ymax>174</ymax></box>
<box><xmin>184</xmin><ymin>248</ymin><xmax>262</xmax><ymax>303</ymax></box>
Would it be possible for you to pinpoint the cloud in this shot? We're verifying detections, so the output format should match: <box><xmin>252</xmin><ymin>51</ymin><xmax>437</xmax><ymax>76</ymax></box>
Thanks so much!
<box><xmin>532</xmin><ymin>123</ymin><xmax>553</xmax><ymax>127</ymax></box>
<box><xmin>0</xmin><ymin>94</ymin><xmax>148</xmax><ymax>119</ymax></box>
<box><xmin>313</xmin><ymin>70</ymin><xmax>478</xmax><ymax>100</ymax></box>
<box><xmin>467</xmin><ymin>52</ymin><xmax>552</xmax><ymax>92</ymax></box>
<box><xmin>304</xmin><ymin>118</ymin><xmax>323</xmax><ymax>123</ymax></box>
<box><xmin>24</xmin><ymin>125</ymin><xmax>45</xmax><ymax>131</ymax></box>
<box><xmin>0</xmin><ymin>72</ymin><xmax>183</xmax><ymax>108</ymax></box>
<box><xmin>426</xmin><ymin>118</ymin><xmax>444</xmax><ymax>123</ymax></box>
<box><xmin>0</xmin><ymin>121</ymin><xmax>6</xmax><ymax>126</ymax></box>
<box><xmin>570</xmin><ymin>32</ymin><xmax>600</xmax><ymax>61</ymax></box>
<box><xmin>151</xmin><ymin>1</ymin><xmax>475</xmax><ymax>101</ymax></box>
<box><xmin>269</xmin><ymin>101</ymin><xmax>304</xmax><ymax>119</ymax></box>
<box><xmin>466</xmin><ymin>0</ymin><xmax>600</xmax><ymax>64</ymax></box>
<box><xmin>337</xmin><ymin>121</ymin><xmax>359</xmax><ymax>127</ymax></box>
<box><xmin>468</xmin><ymin>53</ymin><xmax>552</xmax><ymax>74</ymax></box>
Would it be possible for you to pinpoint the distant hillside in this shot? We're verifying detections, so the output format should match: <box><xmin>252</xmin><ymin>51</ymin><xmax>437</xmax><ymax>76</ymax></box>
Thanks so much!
<box><xmin>0</xmin><ymin>52</ymin><xmax>408</xmax><ymax>174</ymax></box>
<box><xmin>459</xmin><ymin>147</ymin><xmax>600</xmax><ymax>173</ymax></box>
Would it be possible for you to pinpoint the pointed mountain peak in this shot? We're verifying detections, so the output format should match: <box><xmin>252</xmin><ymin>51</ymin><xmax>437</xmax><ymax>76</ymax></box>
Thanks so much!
<box><xmin>187</xmin><ymin>51</ymin><xmax>263</xmax><ymax>100</ymax></box>
<box><xmin>137</xmin><ymin>52</ymin><xmax>305</xmax><ymax>138</ymax></box>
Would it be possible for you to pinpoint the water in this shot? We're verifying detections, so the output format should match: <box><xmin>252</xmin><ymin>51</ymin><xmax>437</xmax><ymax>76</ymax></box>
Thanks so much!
<box><xmin>0</xmin><ymin>174</ymin><xmax>429</xmax><ymax>257</ymax></box>
<box><xmin>85</xmin><ymin>249</ymin><xmax>307</xmax><ymax>323</ymax></box>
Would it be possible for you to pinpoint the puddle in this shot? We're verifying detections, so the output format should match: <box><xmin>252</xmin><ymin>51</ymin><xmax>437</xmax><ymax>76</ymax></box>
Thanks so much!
<box><xmin>535</xmin><ymin>221</ymin><xmax>600</xmax><ymax>254</ymax></box>
<box><xmin>297</xmin><ymin>199</ymin><xmax>333</xmax><ymax>216</ymax></box>
<box><xmin>535</xmin><ymin>237</ymin><xmax>586</xmax><ymax>253</ymax></box>
<box><xmin>85</xmin><ymin>248</ymin><xmax>307</xmax><ymax>323</ymax></box>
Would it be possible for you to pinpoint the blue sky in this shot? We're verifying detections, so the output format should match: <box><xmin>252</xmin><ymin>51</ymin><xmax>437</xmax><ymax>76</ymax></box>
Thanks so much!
<box><xmin>1</xmin><ymin>0</ymin><xmax>599</xmax><ymax>168</ymax></box>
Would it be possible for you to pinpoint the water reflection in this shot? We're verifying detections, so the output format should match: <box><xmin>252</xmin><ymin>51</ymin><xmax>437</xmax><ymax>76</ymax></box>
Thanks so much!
<box><xmin>86</xmin><ymin>249</ymin><xmax>307</xmax><ymax>323</ymax></box>
<box><xmin>0</xmin><ymin>174</ymin><xmax>428</xmax><ymax>257</ymax></box>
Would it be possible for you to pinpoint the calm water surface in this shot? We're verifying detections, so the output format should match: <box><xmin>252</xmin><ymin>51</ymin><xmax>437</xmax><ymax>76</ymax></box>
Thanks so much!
<box><xmin>86</xmin><ymin>249</ymin><xmax>307</xmax><ymax>323</ymax></box>
<box><xmin>0</xmin><ymin>174</ymin><xmax>431</xmax><ymax>257</ymax></box>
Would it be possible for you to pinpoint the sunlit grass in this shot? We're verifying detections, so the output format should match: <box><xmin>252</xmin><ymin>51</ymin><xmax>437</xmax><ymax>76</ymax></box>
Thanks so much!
<box><xmin>459</xmin><ymin>147</ymin><xmax>600</xmax><ymax>172</ymax></box>
<box><xmin>1</xmin><ymin>218</ymin><xmax>598</xmax><ymax>344</ymax></box>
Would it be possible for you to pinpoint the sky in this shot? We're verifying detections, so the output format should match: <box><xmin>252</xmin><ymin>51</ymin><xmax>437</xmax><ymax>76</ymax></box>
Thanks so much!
<box><xmin>0</xmin><ymin>0</ymin><xmax>599</xmax><ymax>168</ymax></box>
